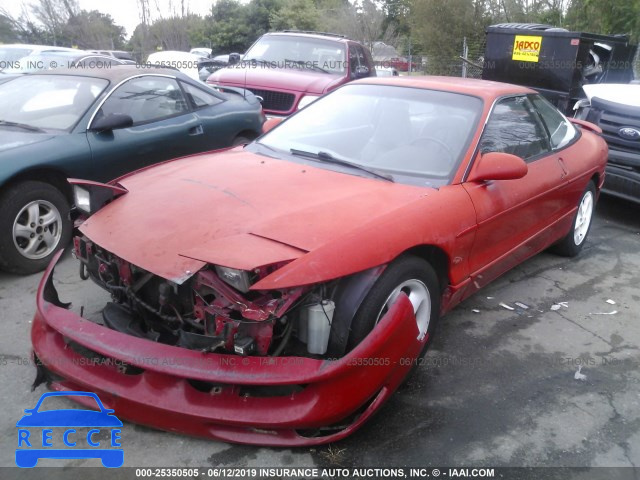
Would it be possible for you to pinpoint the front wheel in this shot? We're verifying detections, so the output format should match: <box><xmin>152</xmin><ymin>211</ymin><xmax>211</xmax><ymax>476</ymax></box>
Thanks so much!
<box><xmin>0</xmin><ymin>181</ymin><xmax>71</xmax><ymax>274</ymax></box>
<box><xmin>347</xmin><ymin>256</ymin><xmax>440</xmax><ymax>352</ymax></box>
<box><xmin>551</xmin><ymin>181</ymin><xmax>596</xmax><ymax>257</ymax></box>
<box><xmin>232</xmin><ymin>136</ymin><xmax>251</xmax><ymax>147</ymax></box>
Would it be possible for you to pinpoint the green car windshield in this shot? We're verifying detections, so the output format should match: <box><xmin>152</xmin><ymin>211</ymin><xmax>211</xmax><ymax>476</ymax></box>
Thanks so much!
<box><xmin>0</xmin><ymin>75</ymin><xmax>108</xmax><ymax>132</ymax></box>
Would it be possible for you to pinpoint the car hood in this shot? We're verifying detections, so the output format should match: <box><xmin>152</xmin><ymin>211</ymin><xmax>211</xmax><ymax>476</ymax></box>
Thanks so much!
<box><xmin>0</xmin><ymin>130</ymin><xmax>57</xmax><ymax>154</ymax></box>
<box><xmin>583</xmin><ymin>84</ymin><xmax>640</xmax><ymax>107</ymax></box>
<box><xmin>208</xmin><ymin>66</ymin><xmax>343</xmax><ymax>94</ymax></box>
<box><xmin>79</xmin><ymin>149</ymin><xmax>430</xmax><ymax>284</ymax></box>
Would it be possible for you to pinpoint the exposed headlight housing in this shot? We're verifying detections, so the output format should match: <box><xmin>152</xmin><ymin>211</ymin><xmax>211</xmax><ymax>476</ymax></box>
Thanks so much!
<box><xmin>297</xmin><ymin>95</ymin><xmax>320</xmax><ymax>110</ymax></box>
<box><xmin>69</xmin><ymin>179</ymin><xmax>128</xmax><ymax>216</ymax></box>
<box><xmin>73</xmin><ymin>186</ymin><xmax>91</xmax><ymax>214</ymax></box>
<box><xmin>215</xmin><ymin>265</ymin><xmax>252</xmax><ymax>293</ymax></box>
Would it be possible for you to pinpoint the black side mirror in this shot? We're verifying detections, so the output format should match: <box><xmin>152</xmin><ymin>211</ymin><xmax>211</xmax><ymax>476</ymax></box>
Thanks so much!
<box><xmin>228</xmin><ymin>53</ymin><xmax>241</xmax><ymax>65</ymax></box>
<box><xmin>90</xmin><ymin>113</ymin><xmax>133</xmax><ymax>132</ymax></box>
<box><xmin>355</xmin><ymin>66</ymin><xmax>369</xmax><ymax>78</ymax></box>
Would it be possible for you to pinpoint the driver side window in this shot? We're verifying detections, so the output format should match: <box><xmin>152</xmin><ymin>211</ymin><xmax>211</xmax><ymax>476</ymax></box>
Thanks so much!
<box><xmin>480</xmin><ymin>96</ymin><xmax>551</xmax><ymax>162</ymax></box>
<box><xmin>96</xmin><ymin>76</ymin><xmax>188</xmax><ymax>126</ymax></box>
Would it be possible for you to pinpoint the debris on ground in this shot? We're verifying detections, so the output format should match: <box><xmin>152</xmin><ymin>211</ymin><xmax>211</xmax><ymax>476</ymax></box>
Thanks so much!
<box><xmin>590</xmin><ymin>310</ymin><xmax>618</xmax><ymax>315</ymax></box>
<box><xmin>606</xmin><ymin>299</ymin><xmax>616</xmax><ymax>305</ymax></box>
<box><xmin>515</xmin><ymin>302</ymin><xmax>529</xmax><ymax>309</ymax></box>
<box><xmin>487</xmin><ymin>296</ymin><xmax>495</xmax><ymax>300</ymax></box>
<box><xmin>551</xmin><ymin>301</ymin><xmax>569</xmax><ymax>311</ymax></box>
<box><xmin>499</xmin><ymin>302</ymin><xmax>514</xmax><ymax>310</ymax></box>
<box><xmin>472</xmin><ymin>309</ymin><xmax>480</xmax><ymax>313</ymax></box>
<box><xmin>574</xmin><ymin>365</ymin><xmax>587</xmax><ymax>381</ymax></box>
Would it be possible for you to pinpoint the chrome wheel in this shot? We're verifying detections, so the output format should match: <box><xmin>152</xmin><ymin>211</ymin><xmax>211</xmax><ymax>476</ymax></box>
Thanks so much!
<box><xmin>574</xmin><ymin>190</ymin><xmax>594</xmax><ymax>246</ymax></box>
<box><xmin>376</xmin><ymin>279</ymin><xmax>432</xmax><ymax>341</ymax></box>
<box><xmin>12</xmin><ymin>200</ymin><xmax>62</xmax><ymax>260</ymax></box>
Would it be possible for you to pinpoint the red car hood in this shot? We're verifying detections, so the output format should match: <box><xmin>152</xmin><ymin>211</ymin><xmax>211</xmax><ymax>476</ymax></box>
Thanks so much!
<box><xmin>208</xmin><ymin>66</ymin><xmax>343</xmax><ymax>94</ymax></box>
<box><xmin>79</xmin><ymin>149</ymin><xmax>430</xmax><ymax>284</ymax></box>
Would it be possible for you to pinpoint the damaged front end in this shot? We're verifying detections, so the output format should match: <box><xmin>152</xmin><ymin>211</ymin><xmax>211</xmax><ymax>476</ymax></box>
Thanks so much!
<box><xmin>73</xmin><ymin>233</ymin><xmax>327</xmax><ymax>357</ymax></box>
<box><xmin>32</xmin><ymin>239</ymin><xmax>423</xmax><ymax>445</ymax></box>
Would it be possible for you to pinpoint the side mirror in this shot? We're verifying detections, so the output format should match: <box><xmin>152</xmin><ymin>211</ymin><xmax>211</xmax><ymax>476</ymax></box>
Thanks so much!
<box><xmin>90</xmin><ymin>113</ymin><xmax>133</xmax><ymax>132</ymax></box>
<box><xmin>354</xmin><ymin>66</ymin><xmax>369</xmax><ymax>78</ymax></box>
<box><xmin>262</xmin><ymin>117</ymin><xmax>283</xmax><ymax>134</ymax></box>
<box><xmin>467</xmin><ymin>151</ymin><xmax>528</xmax><ymax>182</ymax></box>
<box><xmin>228</xmin><ymin>53</ymin><xmax>241</xmax><ymax>65</ymax></box>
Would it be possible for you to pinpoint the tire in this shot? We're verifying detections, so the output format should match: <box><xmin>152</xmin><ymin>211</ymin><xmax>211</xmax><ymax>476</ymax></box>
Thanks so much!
<box><xmin>347</xmin><ymin>256</ymin><xmax>440</xmax><ymax>353</ymax></box>
<box><xmin>0</xmin><ymin>181</ymin><xmax>71</xmax><ymax>274</ymax></box>
<box><xmin>551</xmin><ymin>181</ymin><xmax>596</xmax><ymax>257</ymax></box>
<box><xmin>232</xmin><ymin>136</ymin><xmax>251</xmax><ymax>147</ymax></box>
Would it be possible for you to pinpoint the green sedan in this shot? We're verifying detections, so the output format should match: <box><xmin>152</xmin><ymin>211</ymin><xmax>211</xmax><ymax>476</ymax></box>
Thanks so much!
<box><xmin>0</xmin><ymin>66</ymin><xmax>265</xmax><ymax>274</ymax></box>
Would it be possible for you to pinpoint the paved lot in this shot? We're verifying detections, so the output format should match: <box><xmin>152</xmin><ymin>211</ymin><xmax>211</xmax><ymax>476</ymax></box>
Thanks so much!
<box><xmin>1</xmin><ymin>194</ymin><xmax>639</xmax><ymax>470</ymax></box>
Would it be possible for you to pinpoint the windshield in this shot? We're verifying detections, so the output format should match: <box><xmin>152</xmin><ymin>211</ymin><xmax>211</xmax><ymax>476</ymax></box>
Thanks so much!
<box><xmin>243</xmin><ymin>35</ymin><xmax>346</xmax><ymax>74</ymax></box>
<box><xmin>257</xmin><ymin>84</ymin><xmax>483</xmax><ymax>187</ymax></box>
<box><xmin>0</xmin><ymin>75</ymin><xmax>108</xmax><ymax>131</ymax></box>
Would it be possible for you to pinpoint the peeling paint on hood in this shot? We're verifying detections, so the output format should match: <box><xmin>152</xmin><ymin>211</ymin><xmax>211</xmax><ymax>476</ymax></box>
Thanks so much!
<box><xmin>79</xmin><ymin>150</ymin><xmax>430</xmax><ymax>284</ymax></box>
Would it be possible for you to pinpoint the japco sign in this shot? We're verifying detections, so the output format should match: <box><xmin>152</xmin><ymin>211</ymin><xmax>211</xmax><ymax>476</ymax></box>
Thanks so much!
<box><xmin>512</xmin><ymin>35</ymin><xmax>543</xmax><ymax>62</ymax></box>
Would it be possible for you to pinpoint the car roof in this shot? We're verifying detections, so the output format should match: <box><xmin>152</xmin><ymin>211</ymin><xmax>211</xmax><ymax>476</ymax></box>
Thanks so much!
<box><xmin>354</xmin><ymin>75</ymin><xmax>537</xmax><ymax>100</ymax></box>
<box><xmin>27</xmin><ymin>64</ymin><xmax>186</xmax><ymax>83</ymax></box>
<box><xmin>0</xmin><ymin>43</ymin><xmax>78</xmax><ymax>52</ymax></box>
<box><xmin>263</xmin><ymin>31</ymin><xmax>351</xmax><ymax>43</ymax></box>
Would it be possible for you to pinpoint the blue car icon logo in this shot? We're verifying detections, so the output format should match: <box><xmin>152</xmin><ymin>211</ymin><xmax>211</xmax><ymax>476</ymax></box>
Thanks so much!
<box><xmin>16</xmin><ymin>391</ymin><xmax>123</xmax><ymax>468</ymax></box>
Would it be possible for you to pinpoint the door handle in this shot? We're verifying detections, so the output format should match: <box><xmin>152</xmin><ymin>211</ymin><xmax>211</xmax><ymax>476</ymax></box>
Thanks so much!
<box><xmin>189</xmin><ymin>124</ymin><xmax>204</xmax><ymax>136</ymax></box>
<box><xmin>557</xmin><ymin>157</ymin><xmax>569</xmax><ymax>179</ymax></box>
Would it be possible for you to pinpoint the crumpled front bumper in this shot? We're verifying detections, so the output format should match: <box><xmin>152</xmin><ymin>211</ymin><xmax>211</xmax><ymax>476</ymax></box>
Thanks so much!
<box><xmin>31</xmin><ymin>251</ymin><xmax>422</xmax><ymax>446</ymax></box>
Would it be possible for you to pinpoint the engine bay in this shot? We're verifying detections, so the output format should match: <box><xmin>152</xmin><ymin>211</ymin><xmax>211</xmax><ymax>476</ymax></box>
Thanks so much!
<box><xmin>73</xmin><ymin>235</ymin><xmax>338</xmax><ymax>358</ymax></box>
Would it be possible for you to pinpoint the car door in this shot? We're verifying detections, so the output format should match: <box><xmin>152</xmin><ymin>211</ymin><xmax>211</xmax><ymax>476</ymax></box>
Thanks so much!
<box><xmin>529</xmin><ymin>94</ymin><xmax>586</xmax><ymax>211</ymax></box>
<box><xmin>86</xmin><ymin>75</ymin><xmax>202</xmax><ymax>182</ymax></box>
<box><xmin>463</xmin><ymin>95</ymin><xmax>568</xmax><ymax>291</ymax></box>
<box><xmin>178</xmin><ymin>80</ymin><xmax>242</xmax><ymax>151</ymax></box>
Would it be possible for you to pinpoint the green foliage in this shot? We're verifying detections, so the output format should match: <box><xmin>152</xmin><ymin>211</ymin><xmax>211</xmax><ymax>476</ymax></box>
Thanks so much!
<box><xmin>270</xmin><ymin>0</ymin><xmax>320</xmax><ymax>31</ymax></box>
<box><xmin>65</xmin><ymin>10</ymin><xmax>126</xmax><ymax>49</ymax></box>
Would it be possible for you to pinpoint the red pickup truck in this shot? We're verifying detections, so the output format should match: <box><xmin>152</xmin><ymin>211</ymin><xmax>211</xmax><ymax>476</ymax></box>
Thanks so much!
<box><xmin>207</xmin><ymin>31</ymin><xmax>376</xmax><ymax>116</ymax></box>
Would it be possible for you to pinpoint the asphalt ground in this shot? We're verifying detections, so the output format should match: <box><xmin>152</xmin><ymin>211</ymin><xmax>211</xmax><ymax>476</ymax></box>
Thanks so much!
<box><xmin>0</xmin><ymin>193</ymin><xmax>639</xmax><ymax>477</ymax></box>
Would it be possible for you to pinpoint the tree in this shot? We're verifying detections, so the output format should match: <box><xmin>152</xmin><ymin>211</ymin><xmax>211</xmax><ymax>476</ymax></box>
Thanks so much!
<box><xmin>0</xmin><ymin>14</ymin><xmax>20</xmax><ymax>43</ymax></box>
<box><xmin>270</xmin><ymin>0</ymin><xmax>319</xmax><ymax>31</ymax></box>
<box><xmin>565</xmin><ymin>0</ymin><xmax>640</xmax><ymax>41</ymax></box>
<box><xmin>64</xmin><ymin>10</ymin><xmax>126</xmax><ymax>49</ymax></box>
<box><xmin>410</xmin><ymin>0</ymin><xmax>491</xmax><ymax>74</ymax></box>
<box><xmin>31</xmin><ymin>0</ymin><xmax>79</xmax><ymax>45</ymax></box>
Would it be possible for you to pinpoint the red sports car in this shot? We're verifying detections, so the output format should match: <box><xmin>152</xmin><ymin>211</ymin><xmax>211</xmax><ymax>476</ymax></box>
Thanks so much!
<box><xmin>31</xmin><ymin>76</ymin><xmax>607</xmax><ymax>446</ymax></box>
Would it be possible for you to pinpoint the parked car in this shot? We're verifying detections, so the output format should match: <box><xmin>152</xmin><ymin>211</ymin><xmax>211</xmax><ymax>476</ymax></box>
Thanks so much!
<box><xmin>2</xmin><ymin>51</ymin><xmax>129</xmax><ymax>74</ymax></box>
<box><xmin>574</xmin><ymin>83</ymin><xmax>640</xmax><ymax>203</ymax></box>
<box><xmin>375</xmin><ymin>66</ymin><xmax>399</xmax><ymax>77</ymax></box>
<box><xmin>0</xmin><ymin>66</ymin><xmax>264</xmax><ymax>274</ymax></box>
<box><xmin>0</xmin><ymin>44</ymin><xmax>78</xmax><ymax>71</ymax></box>
<box><xmin>198</xmin><ymin>53</ymin><xmax>242</xmax><ymax>81</ymax></box>
<box><xmin>190</xmin><ymin>47</ymin><xmax>212</xmax><ymax>58</ymax></box>
<box><xmin>388</xmin><ymin>56</ymin><xmax>417</xmax><ymax>72</ymax></box>
<box><xmin>147</xmin><ymin>50</ymin><xmax>202</xmax><ymax>81</ymax></box>
<box><xmin>88</xmin><ymin>50</ymin><xmax>135</xmax><ymax>62</ymax></box>
<box><xmin>207</xmin><ymin>31</ymin><xmax>376</xmax><ymax>116</ymax></box>
<box><xmin>31</xmin><ymin>76</ymin><xmax>606</xmax><ymax>446</ymax></box>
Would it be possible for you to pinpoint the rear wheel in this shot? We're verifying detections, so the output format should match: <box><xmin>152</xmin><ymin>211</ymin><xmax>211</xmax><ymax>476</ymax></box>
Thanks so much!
<box><xmin>0</xmin><ymin>181</ymin><xmax>71</xmax><ymax>274</ymax></box>
<box><xmin>551</xmin><ymin>181</ymin><xmax>596</xmax><ymax>257</ymax></box>
<box><xmin>347</xmin><ymin>256</ymin><xmax>440</xmax><ymax>352</ymax></box>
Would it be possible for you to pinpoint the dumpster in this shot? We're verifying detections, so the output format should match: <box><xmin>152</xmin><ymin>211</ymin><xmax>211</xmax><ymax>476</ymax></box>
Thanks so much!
<box><xmin>482</xmin><ymin>23</ymin><xmax>637</xmax><ymax>113</ymax></box>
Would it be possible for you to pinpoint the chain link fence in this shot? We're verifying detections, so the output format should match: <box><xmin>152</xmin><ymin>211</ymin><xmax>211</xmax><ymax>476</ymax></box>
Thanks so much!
<box><xmin>405</xmin><ymin>38</ymin><xmax>486</xmax><ymax>78</ymax></box>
